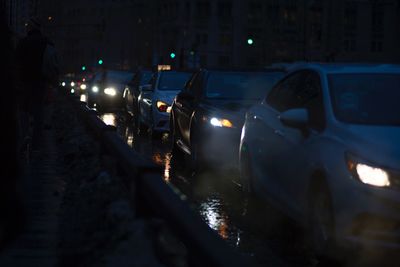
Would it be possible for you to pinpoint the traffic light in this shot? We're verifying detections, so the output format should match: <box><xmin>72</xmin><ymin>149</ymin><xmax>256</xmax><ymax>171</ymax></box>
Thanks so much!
<box><xmin>81</xmin><ymin>65</ymin><xmax>86</xmax><ymax>71</ymax></box>
<box><xmin>247</xmin><ymin>38</ymin><xmax>254</xmax><ymax>45</ymax></box>
<box><xmin>170</xmin><ymin>52</ymin><xmax>176</xmax><ymax>59</ymax></box>
<box><xmin>98</xmin><ymin>59</ymin><xmax>103</xmax><ymax>65</ymax></box>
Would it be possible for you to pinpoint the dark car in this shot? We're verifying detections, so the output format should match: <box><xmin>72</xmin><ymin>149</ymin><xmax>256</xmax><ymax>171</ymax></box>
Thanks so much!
<box><xmin>96</xmin><ymin>70</ymin><xmax>134</xmax><ymax>111</ymax></box>
<box><xmin>123</xmin><ymin>69</ymin><xmax>153</xmax><ymax>117</ymax></box>
<box><xmin>170</xmin><ymin>69</ymin><xmax>285</xmax><ymax>170</ymax></box>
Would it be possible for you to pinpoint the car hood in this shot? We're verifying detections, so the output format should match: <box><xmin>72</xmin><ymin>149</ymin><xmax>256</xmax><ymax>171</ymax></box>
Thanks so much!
<box><xmin>336</xmin><ymin>124</ymin><xmax>400</xmax><ymax>167</ymax></box>
<box><xmin>153</xmin><ymin>90</ymin><xmax>180</xmax><ymax>105</ymax></box>
<box><xmin>200</xmin><ymin>99</ymin><xmax>258</xmax><ymax>126</ymax></box>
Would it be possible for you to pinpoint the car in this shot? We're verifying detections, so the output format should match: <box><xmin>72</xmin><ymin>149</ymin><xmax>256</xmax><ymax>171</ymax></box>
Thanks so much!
<box><xmin>59</xmin><ymin>75</ymin><xmax>76</xmax><ymax>94</ymax></box>
<box><xmin>96</xmin><ymin>70</ymin><xmax>134</xmax><ymax>111</ymax></box>
<box><xmin>123</xmin><ymin>69</ymin><xmax>153</xmax><ymax>121</ymax></box>
<box><xmin>86</xmin><ymin>72</ymin><xmax>103</xmax><ymax>107</ymax></box>
<box><xmin>137</xmin><ymin>70</ymin><xmax>193</xmax><ymax>135</ymax></box>
<box><xmin>239</xmin><ymin>63</ymin><xmax>400</xmax><ymax>258</ymax></box>
<box><xmin>170</xmin><ymin>69</ymin><xmax>285</xmax><ymax>169</ymax></box>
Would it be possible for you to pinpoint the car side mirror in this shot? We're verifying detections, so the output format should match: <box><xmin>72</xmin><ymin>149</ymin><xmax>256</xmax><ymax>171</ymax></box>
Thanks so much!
<box><xmin>279</xmin><ymin>108</ymin><xmax>309</xmax><ymax>129</ymax></box>
<box><xmin>140</xmin><ymin>84</ymin><xmax>152</xmax><ymax>92</ymax></box>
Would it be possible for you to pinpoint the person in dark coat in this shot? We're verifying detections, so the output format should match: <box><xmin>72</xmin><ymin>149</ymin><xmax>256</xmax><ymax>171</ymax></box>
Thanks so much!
<box><xmin>16</xmin><ymin>17</ymin><xmax>49</xmax><ymax>151</ymax></box>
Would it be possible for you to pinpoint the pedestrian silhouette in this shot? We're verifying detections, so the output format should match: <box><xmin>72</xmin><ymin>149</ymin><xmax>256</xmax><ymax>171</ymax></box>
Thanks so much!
<box><xmin>16</xmin><ymin>17</ymin><xmax>58</xmax><ymax>151</ymax></box>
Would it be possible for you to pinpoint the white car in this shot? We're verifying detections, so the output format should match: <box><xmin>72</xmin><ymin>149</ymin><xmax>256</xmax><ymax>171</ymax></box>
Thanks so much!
<box><xmin>239</xmin><ymin>64</ymin><xmax>400</xmax><ymax>257</ymax></box>
<box><xmin>138</xmin><ymin>70</ymin><xmax>193</xmax><ymax>135</ymax></box>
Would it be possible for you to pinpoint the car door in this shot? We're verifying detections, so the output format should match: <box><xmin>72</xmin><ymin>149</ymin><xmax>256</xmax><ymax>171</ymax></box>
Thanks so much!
<box><xmin>251</xmin><ymin>72</ymin><xmax>305</xmax><ymax>215</ymax></box>
<box><xmin>175</xmin><ymin>72</ymin><xmax>202</xmax><ymax>147</ymax></box>
<box><xmin>277</xmin><ymin>71</ymin><xmax>326</xmax><ymax>215</ymax></box>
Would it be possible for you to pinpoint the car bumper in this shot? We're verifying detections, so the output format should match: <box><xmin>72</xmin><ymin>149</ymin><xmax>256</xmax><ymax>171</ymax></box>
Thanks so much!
<box><xmin>198</xmin><ymin>125</ymin><xmax>241</xmax><ymax>167</ymax></box>
<box><xmin>333</xmin><ymin>179</ymin><xmax>400</xmax><ymax>250</ymax></box>
<box><xmin>98</xmin><ymin>94</ymin><xmax>124</xmax><ymax>109</ymax></box>
<box><xmin>152</xmin><ymin>111</ymin><xmax>171</xmax><ymax>132</ymax></box>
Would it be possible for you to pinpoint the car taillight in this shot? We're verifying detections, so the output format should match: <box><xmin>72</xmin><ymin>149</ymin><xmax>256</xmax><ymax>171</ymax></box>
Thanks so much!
<box><xmin>157</xmin><ymin>101</ymin><xmax>169</xmax><ymax>112</ymax></box>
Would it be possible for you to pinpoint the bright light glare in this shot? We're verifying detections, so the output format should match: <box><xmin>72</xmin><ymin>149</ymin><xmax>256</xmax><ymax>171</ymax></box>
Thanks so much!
<box><xmin>70</xmin><ymin>89</ymin><xmax>75</xmax><ymax>94</ymax></box>
<box><xmin>92</xmin><ymin>86</ymin><xmax>99</xmax><ymax>93</ymax></box>
<box><xmin>101</xmin><ymin>113</ymin><xmax>116</xmax><ymax>126</ymax></box>
<box><xmin>70</xmin><ymin>82</ymin><xmax>75</xmax><ymax>87</ymax></box>
<box><xmin>210</xmin><ymin>117</ymin><xmax>233</xmax><ymax>128</ymax></box>
<box><xmin>156</xmin><ymin>101</ymin><xmax>170</xmax><ymax>112</ymax></box>
<box><xmin>61</xmin><ymin>82</ymin><xmax>66</xmax><ymax>87</ymax></box>
<box><xmin>104</xmin><ymin>87</ymin><xmax>116</xmax><ymax>96</ymax></box>
<box><xmin>80</xmin><ymin>84</ymin><xmax>87</xmax><ymax>90</ymax></box>
<box><xmin>80</xmin><ymin>94</ymin><xmax>87</xmax><ymax>102</ymax></box>
<box><xmin>356</xmin><ymin>163</ymin><xmax>390</xmax><ymax>187</ymax></box>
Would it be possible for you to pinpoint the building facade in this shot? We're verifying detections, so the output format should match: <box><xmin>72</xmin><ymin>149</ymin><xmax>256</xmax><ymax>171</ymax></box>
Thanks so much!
<box><xmin>8</xmin><ymin>0</ymin><xmax>400</xmax><ymax>73</ymax></box>
<box><xmin>152</xmin><ymin>0</ymin><xmax>400</xmax><ymax>68</ymax></box>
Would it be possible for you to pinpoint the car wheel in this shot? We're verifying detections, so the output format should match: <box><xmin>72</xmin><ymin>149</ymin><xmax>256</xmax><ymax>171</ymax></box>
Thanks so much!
<box><xmin>240</xmin><ymin>148</ymin><xmax>253</xmax><ymax>195</ymax></box>
<box><xmin>309</xmin><ymin>184</ymin><xmax>336</xmax><ymax>260</ymax></box>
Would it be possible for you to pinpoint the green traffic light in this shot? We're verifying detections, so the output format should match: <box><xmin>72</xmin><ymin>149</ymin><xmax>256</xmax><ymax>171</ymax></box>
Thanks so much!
<box><xmin>82</xmin><ymin>66</ymin><xmax>86</xmax><ymax>71</ymax></box>
<box><xmin>98</xmin><ymin>59</ymin><xmax>103</xmax><ymax>65</ymax></box>
<box><xmin>247</xmin><ymin>38</ymin><xmax>254</xmax><ymax>45</ymax></box>
<box><xmin>170</xmin><ymin>52</ymin><xmax>176</xmax><ymax>59</ymax></box>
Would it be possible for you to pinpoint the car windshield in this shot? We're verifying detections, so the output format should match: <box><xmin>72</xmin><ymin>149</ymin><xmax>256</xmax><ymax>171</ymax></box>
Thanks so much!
<box><xmin>106</xmin><ymin>71</ymin><xmax>134</xmax><ymax>84</ymax></box>
<box><xmin>158</xmin><ymin>72</ymin><xmax>192</xmax><ymax>90</ymax></box>
<box><xmin>206</xmin><ymin>71</ymin><xmax>284</xmax><ymax>100</ymax></box>
<box><xmin>140</xmin><ymin>72</ymin><xmax>153</xmax><ymax>85</ymax></box>
<box><xmin>329</xmin><ymin>73</ymin><xmax>400</xmax><ymax>125</ymax></box>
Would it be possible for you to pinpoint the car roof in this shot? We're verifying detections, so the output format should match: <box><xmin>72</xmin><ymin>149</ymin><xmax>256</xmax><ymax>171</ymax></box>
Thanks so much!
<box><xmin>288</xmin><ymin>63</ymin><xmax>400</xmax><ymax>74</ymax></box>
<box><xmin>201</xmin><ymin>68</ymin><xmax>286</xmax><ymax>73</ymax></box>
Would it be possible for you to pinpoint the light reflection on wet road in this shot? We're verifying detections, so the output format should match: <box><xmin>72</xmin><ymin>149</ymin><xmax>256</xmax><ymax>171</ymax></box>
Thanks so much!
<box><xmin>92</xmin><ymin>106</ymin><xmax>392</xmax><ymax>267</ymax></box>
<box><xmin>95</xmin><ymin>109</ymin><xmax>314</xmax><ymax>267</ymax></box>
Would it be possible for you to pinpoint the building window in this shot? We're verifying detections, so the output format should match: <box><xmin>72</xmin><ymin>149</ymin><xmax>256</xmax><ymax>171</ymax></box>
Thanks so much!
<box><xmin>344</xmin><ymin>39</ymin><xmax>356</xmax><ymax>52</ymax></box>
<box><xmin>218</xmin><ymin>1</ymin><xmax>232</xmax><ymax>19</ymax></box>
<box><xmin>370</xmin><ymin>3</ymin><xmax>384</xmax><ymax>53</ymax></box>
<box><xmin>196</xmin><ymin>1</ymin><xmax>210</xmax><ymax>19</ymax></box>
<box><xmin>219</xmin><ymin>33</ymin><xmax>232</xmax><ymax>46</ymax></box>
<box><xmin>200</xmin><ymin>55</ymin><xmax>207</xmax><ymax>66</ymax></box>
<box><xmin>218</xmin><ymin>55</ymin><xmax>230</xmax><ymax>67</ymax></box>
<box><xmin>343</xmin><ymin>2</ymin><xmax>358</xmax><ymax>52</ymax></box>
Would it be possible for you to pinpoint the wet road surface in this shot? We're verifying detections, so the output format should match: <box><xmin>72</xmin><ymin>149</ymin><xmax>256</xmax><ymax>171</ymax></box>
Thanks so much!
<box><xmin>92</xmin><ymin>107</ymin><xmax>396</xmax><ymax>267</ymax></box>
<box><xmin>97</xmin><ymin>111</ymin><xmax>315</xmax><ymax>267</ymax></box>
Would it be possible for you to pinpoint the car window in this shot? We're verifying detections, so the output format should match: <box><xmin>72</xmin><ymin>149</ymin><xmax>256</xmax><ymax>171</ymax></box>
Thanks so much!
<box><xmin>266</xmin><ymin>72</ymin><xmax>303</xmax><ymax>111</ymax></box>
<box><xmin>140</xmin><ymin>72</ymin><xmax>153</xmax><ymax>86</ymax></box>
<box><xmin>329</xmin><ymin>73</ymin><xmax>400</xmax><ymax>125</ymax></box>
<box><xmin>301</xmin><ymin>72</ymin><xmax>325</xmax><ymax>131</ymax></box>
<box><xmin>205</xmin><ymin>71</ymin><xmax>281</xmax><ymax>100</ymax></box>
<box><xmin>190</xmin><ymin>72</ymin><xmax>203</xmax><ymax>97</ymax></box>
<box><xmin>158</xmin><ymin>72</ymin><xmax>192</xmax><ymax>91</ymax></box>
<box><xmin>183</xmin><ymin>73</ymin><xmax>199</xmax><ymax>93</ymax></box>
<box><xmin>266</xmin><ymin>71</ymin><xmax>325</xmax><ymax>131</ymax></box>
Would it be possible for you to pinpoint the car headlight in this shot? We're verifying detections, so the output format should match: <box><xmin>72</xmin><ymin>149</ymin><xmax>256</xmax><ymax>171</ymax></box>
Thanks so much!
<box><xmin>347</xmin><ymin>154</ymin><xmax>390</xmax><ymax>187</ymax></box>
<box><xmin>209</xmin><ymin>117</ymin><xmax>234</xmax><ymax>128</ymax></box>
<box><xmin>70</xmin><ymin>81</ymin><xmax>75</xmax><ymax>87</ymax></box>
<box><xmin>92</xmin><ymin>86</ymin><xmax>99</xmax><ymax>93</ymax></box>
<box><xmin>80</xmin><ymin>84</ymin><xmax>87</xmax><ymax>90</ymax></box>
<box><xmin>156</xmin><ymin>101</ymin><xmax>171</xmax><ymax>113</ymax></box>
<box><xmin>61</xmin><ymin>82</ymin><xmax>66</xmax><ymax>87</ymax></box>
<box><xmin>104</xmin><ymin>87</ymin><xmax>116</xmax><ymax>96</ymax></box>
<box><xmin>70</xmin><ymin>89</ymin><xmax>75</xmax><ymax>94</ymax></box>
